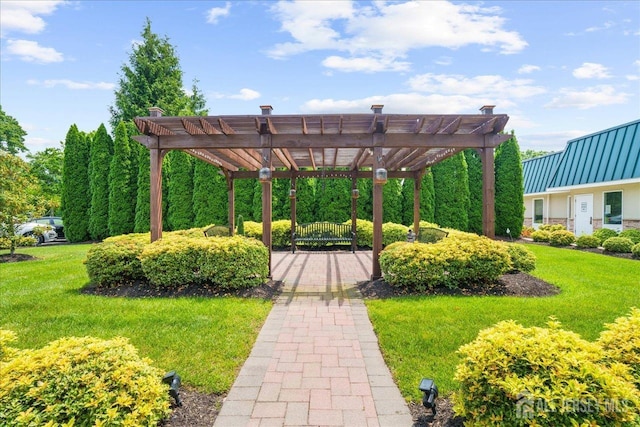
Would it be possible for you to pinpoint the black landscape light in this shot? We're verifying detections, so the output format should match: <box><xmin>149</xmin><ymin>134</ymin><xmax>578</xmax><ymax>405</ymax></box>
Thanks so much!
<box><xmin>163</xmin><ymin>371</ymin><xmax>182</xmax><ymax>407</ymax></box>
<box><xmin>419</xmin><ymin>378</ymin><xmax>438</xmax><ymax>415</ymax></box>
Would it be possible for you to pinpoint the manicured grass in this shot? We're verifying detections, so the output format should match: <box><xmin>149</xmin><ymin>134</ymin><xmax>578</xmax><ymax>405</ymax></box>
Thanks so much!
<box><xmin>0</xmin><ymin>244</ymin><xmax>272</xmax><ymax>394</ymax></box>
<box><xmin>365</xmin><ymin>244</ymin><xmax>640</xmax><ymax>402</ymax></box>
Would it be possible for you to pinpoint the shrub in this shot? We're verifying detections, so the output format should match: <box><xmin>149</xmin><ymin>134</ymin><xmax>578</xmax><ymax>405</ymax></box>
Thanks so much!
<box><xmin>0</xmin><ymin>334</ymin><xmax>170</xmax><ymax>426</ymax></box>
<box><xmin>382</xmin><ymin>222</ymin><xmax>408</xmax><ymax>246</ymax></box>
<box><xmin>530</xmin><ymin>229</ymin><xmax>550</xmax><ymax>242</ymax></box>
<box><xmin>520</xmin><ymin>226</ymin><xmax>534</xmax><ymax>238</ymax></box>
<box><xmin>593</xmin><ymin>228</ymin><xmax>618</xmax><ymax>245</ymax></box>
<box><xmin>619</xmin><ymin>229</ymin><xmax>640</xmax><ymax>244</ymax></box>
<box><xmin>576</xmin><ymin>234</ymin><xmax>600</xmax><ymax>248</ymax></box>
<box><xmin>140</xmin><ymin>235</ymin><xmax>268</xmax><ymax>290</ymax></box>
<box><xmin>538</xmin><ymin>223</ymin><xmax>566</xmax><ymax>232</ymax></box>
<box><xmin>0</xmin><ymin>235</ymin><xmax>36</xmax><ymax>250</ymax></box>
<box><xmin>0</xmin><ymin>329</ymin><xmax>17</xmax><ymax>362</ymax></box>
<box><xmin>171</xmin><ymin>226</ymin><xmax>209</xmax><ymax>238</ymax></box>
<box><xmin>237</xmin><ymin>215</ymin><xmax>245</xmax><ymax>235</ymax></box>
<box><xmin>505</xmin><ymin>243</ymin><xmax>536</xmax><ymax>273</ymax></box>
<box><xmin>598</xmin><ymin>308</ymin><xmax>640</xmax><ymax>388</ymax></box>
<box><xmin>454</xmin><ymin>319</ymin><xmax>640</xmax><ymax>426</ymax></box>
<box><xmin>242</xmin><ymin>221</ymin><xmax>262</xmax><ymax>241</ymax></box>
<box><xmin>548</xmin><ymin>229</ymin><xmax>576</xmax><ymax>247</ymax></box>
<box><xmin>352</xmin><ymin>219</ymin><xmax>373</xmax><ymax>247</ymax></box>
<box><xmin>380</xmin><ymin>232</ymin><xmax>510</xmax><ymax>291</ymax></box>
<box><xmin>84</xmin><ymin>234</ymin><xmax>148</xmax><ymax>286</ymax></box>
<box><xmin>633</xmin><ymin>243</ymin><xmax>640</xmax><ymax>258</ymax></box>
<box><xmin>271</xmin><ymin>219</ymin><xmax>292</xmax><ymax>248</ymax></box>
<box><xmin>603</xmin><ymin>236</ymin><xmax>634</xmax><ymax>253</ymax></box>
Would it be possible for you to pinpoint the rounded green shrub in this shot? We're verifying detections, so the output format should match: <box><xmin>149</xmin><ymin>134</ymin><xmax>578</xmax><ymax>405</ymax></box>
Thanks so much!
<box><xmin>380</xmin><ymin>232</ymin><xmax>510</xmax><ymax>291</ymax></box>
<box><xmin>140</xmin><ymin>235</ymin><xmax>268</xmax><ymax>290</ymax></box>
<box><xmin>548</xmin><ymin>229</ymin><xmax>576</xmax><ymax>247</ymax></box>
<box><xmin>576</xmin><ymin>234</ymin><xmax>601</xmax><ymax>248</ymax></box>
<box><xmin>505</xmin><ymin>243</ymin><xmax>536</xmax><ymax>273</ymax></box>
<box><xmin>454</xmin><ymin>319</ymin><xmax>640</xmax><ymax>426</ymax></box>
<box><xmin>242</xmin><ymin>221</ymin><xmax>263</xmax><ymax>241</ymax></box>
<box><xmin>84</xmin><ymin>234</ymin><xmax>148</xmax><ymax>286</ymax></box>
<box><xmin>352</xmin><ymin>219</ymin><xmax>373</xmax><ymax>247</ymax></box>
<box><xmin>530</xmin><ymin>229</ymin><xmax>550</xmax><ymax>242</ymax></box>
<box><xmin>633</xmin><ymin>243</ymin><xmax>640</xmax><ymax>258</ymax></box>
<box><xmin>598</xmin><ymin>308</ymin><xmax>640</xmax><ymax>388</ymax></box>
<box><xmin>603</xmin><ymin>236</ymin><xmax>634</xmax><ymax>253</ymax></box>
<box><xmin>619</xmin><ymin>229</ymin><xmax>640</xmax><ymax>245</ymax></box>
<box><xmin>0</xmin><ymin>334</ymin><xmax>170</xmax><ymax>426</ymax></box>
<box><xmin>271</xmin><ymin>219</ymin><xmax>292</xmax><ymax>248</ymax></box>
<box><xmin>538</xmin><ymin>223</ymin><xmax>566</xmax><ymax>232</ymax></box>
<box><xmin>382</xmin><ymin>222</ymin><xmax>408</xmax><ymax>246</ymax></box>
<box><xmin>593</xmin><ymin>228</ymin><xmax>618</xmax><ymax>245</ymax></box>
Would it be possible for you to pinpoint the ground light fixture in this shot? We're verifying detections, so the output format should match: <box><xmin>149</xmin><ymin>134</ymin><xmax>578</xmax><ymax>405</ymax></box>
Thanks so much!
<box><xmin>419</xmin><ymin>378</ymin><xmax>438</xmax><ymax>415</ymax></box>
<box><xmin>163</xmin><ymin>371</ymin><xmax>182</xmax><ymax>407</ymax></box>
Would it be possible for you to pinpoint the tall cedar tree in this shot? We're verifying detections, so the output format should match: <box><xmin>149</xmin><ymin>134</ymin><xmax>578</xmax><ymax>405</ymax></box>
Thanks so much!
<box><xmin>432</xmin><ymin>153</ymin><xmax>470</xmax><ymax>230</ymax></box>
<box><xmin>166</xmin><ymin>150</ymin><xmax>194</xmax><ymax>230</ymax></box>
<box><xmin>383</xmin><ymin>178</ymin><xmax>403</xmax><ymax>223</ymax></box>
<box><xmin>317</xmin><ymin>178</ymin><xmax>351</xmax><ymax>222</ymax></box>
<box><xmin>193</xmin><ymin>160</ymin><xmax>227</xmax><ymax>226</ymax></box>
<box><xmin>88</xmin><ymin>124</ymin><xmax>113</xmax><ymax>240</ymax></box>
<box><xmin>356</xmin><ymin>178</ymin><xmax>373</xmax><ymax>220</ymax></box>
<box><xmin>273</xmin><ymin>178</ymin><xmax>291</xmax><ymax>221</ymax></box>
<box><xmin>252</xmin><ymin>180</ymin><xmax>263</xmax><ymax>223</ymax></box>
<box><xmin>234</xmin><ymin>178</ymin><xmax>256</xmax><ymax>221</ymax></box>
<box><xmin>133</xmin><ymin>144</ymin><xmax>151</xmax><ymax>232</ymax></box>
<box><xmin>420</xmin><ymin>169</ymin><xmax>436</xmax><ymax>223</ymax></box>
<box><xmin>464</xmin><ymin>149</ymin><xmax>483</xmax><ymax>234</ymax></box>
<box><xmin>295</xmin><ymin>178</ymin><xmax>316</xmax><ymax>223</ymax></box>
<box><xmin>495</xmin><ymin>133</ymin><xmax>524</xmax><ymax>237</ymax></box>
<box><xmin>61</xmin><ymin>125</ymin><xmax>91</xmax><ymax>242</ymax></box>
<box><xmin>108</xmin><ymin>123</ymin><xmax>136</xmax><ymax>236</ymax></box>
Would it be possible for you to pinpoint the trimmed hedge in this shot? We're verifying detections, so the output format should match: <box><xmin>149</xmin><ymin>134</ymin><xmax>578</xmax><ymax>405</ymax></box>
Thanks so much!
<box><xmin>454</xmin><ymin>319</ymin><xmax>640</xmax><ymax>426</ymax></box>
<box><xmin>84</xmin><ymin>233</ymin><xmax>148</xmax><ymax>286</ymax></box>
<box><xmin>598</xmin><ymin>308</ymin><xmax>640</xmax><ymax>388</ymax></box>
<box><xmin>0</xmin><ymin>332</ymin><xmax>170</xmax><ymax>426</ymax></box>
<box><xmin>140</xmin><ymin>235</ymin><xmax>268</xmax><ymax>289</ymax></box>
<box><xmin>379</xmin><ymin>232</ymin><xmax>510</xmax><ymax>291</ymax></box>
<box><xmin>382</xmin><ymin>222</ymin><xmax>408</xmax><ymax>246</ymax></box>
<box><xmin>548</xmin><ymin>229</ymin><xmax>576</xmax><ymax>247</ymax></box>
<box><xmin>576</xmin><ymin>234</ymin><xmax>600</xmax><ymax>249</ymax></box>
<box><xmin>530</xmin><ymin>230</ymin><xmax>550</xmax><ymax>242</ymax></box>
<box><xmin>594</xmin><ymin>228</ymin><xmax>618</xmax><ymax>245</ymax></box>
<box><xmin>619</xmin><ymin>229</ymin><xmax>640</xmax><ymax>245</ymax></box>
<box><xmin>603</xmin><ymin>236</ymin><xmax>634</xmax><ymax>253</ymax></box>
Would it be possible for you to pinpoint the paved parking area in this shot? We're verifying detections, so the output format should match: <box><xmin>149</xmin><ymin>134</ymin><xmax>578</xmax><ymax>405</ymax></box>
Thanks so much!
<box><xmin>213</xmin><ymin>251</ymin><xmax>413</xmax><ymax>427</ymax></box>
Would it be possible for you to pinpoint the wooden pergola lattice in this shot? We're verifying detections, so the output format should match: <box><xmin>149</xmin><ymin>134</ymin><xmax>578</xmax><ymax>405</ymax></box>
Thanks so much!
<box><xmin>133</xmin><ymin>105</ymin><xmax>510</xmax><ymax>278</ymax></box>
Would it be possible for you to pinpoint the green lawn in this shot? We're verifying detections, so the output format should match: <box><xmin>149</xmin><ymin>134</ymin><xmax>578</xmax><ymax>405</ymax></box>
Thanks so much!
<box><xmin>365</xmin><ymin>244</ymin><xmax>640</xmax><ymax>402</ymax></box>
<box><xmin>0</xmin><ymin>244</ymin><xmax>272</xmax><ymax>394</ymax></box>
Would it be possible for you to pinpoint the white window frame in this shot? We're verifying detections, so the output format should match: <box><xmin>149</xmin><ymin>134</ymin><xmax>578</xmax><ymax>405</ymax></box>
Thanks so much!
<box><xmin>533</xmin><ymin>198</ymin><xmax>544</xmax><ymax>228</ymax></box>
<box><xmin>602</xmin><ymin>190</ymin><xmax>623</xmax><ymax>232</ymax></box>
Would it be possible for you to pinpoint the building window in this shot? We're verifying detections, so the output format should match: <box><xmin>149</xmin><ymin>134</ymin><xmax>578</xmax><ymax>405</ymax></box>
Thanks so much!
<box><xmin>533</xmin><ymin>199</ymin><xmax>544</xmax><ymax>224</ymax></box>
<box><xmin>603</xmin><ymin>191</ymin><xmax>622</xmax><ymax>225</ymax></box>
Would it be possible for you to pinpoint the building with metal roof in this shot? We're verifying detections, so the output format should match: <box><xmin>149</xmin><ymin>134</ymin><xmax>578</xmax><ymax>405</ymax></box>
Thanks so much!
<box><xmin>523</xmin><ymin>119</ymin><xmax>640</xmax><ymax>235</ymax></box>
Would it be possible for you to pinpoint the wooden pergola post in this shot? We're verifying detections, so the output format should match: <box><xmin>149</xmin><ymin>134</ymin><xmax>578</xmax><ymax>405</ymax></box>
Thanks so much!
<box><xmin>150</xmin><ymin>146</ymin><xmax>165</xmax><ymax>242</ymax></box>
<box><xmin>372</xmin><ymin>143</ymin><xmax>384</xmax><ymax>279</ymax></box>
<box><xmin>480</xmin><ymin>146</ymin><xmax>496</xmax><ymax>238</ymax></box>
<box><xmin>351</xmin><ymin>172</ymin><xmax>358</xmax><ymax>252</ymax></box>
<box><xmin>261</xmin><ymin>143</ymin><xmax>272</xmax><ymax>276</ymax></box>
<box><xmin>290</xmin><ymin>174</ymin><xmax>297</xmax><ymax>252</ymax></box>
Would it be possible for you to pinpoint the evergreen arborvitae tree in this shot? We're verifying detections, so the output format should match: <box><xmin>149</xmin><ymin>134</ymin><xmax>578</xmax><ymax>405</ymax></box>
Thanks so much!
<box><xmin>356</xmin><ymin>178</ymin><xmax>373</xmax><ymax>220</ymax></box>
<box><xmin>234</xmin><ymin>178</ymin><xmax>256</xmax><ymax>221</ymax></box>
<box><xmin>401</xmin><ymin>178</ymin><xmax>414</xmax><ymax>226</ymax></box>
<box><xmin>166</xmin><ymin>150</ymin><xmax>194</xmax><ymax>230</ymax></box>
<box><xmin>272</xmin><ymin>178</ymin><xmax>291</xmax><ymax>221</ymax></box>
<box><xmin>134</xmin><ymin>144</ymin><xmax>150</xmax><ymax>232</ymax></box>
<box><xmin>252</xmin><ymin>179</ymin><xmax>263</xmax><ymax>223</ymax></box>
<box><xmin>108</xmin><ymin>122</ymin><xmax>136</xmax><ymax>236</ymax></box>
<box><xmin>495</xmin><ymin>133</ymin><xmax>524</xmax><ymax>237</ymax></box>
<box><xmin>433</xmin><ymin>153</ymin><xmax>470</xmax><ymax>230</ymax></box>
<box><xmin>464</xmin><ymin>149</ymin><xmax>483</xmax><ymax>234</ymax></box>
<box><xmin>296</xmin><ymin>178</ymin><xmax>316</xmax><ymax>223</ymax></box>
<box><xmin>420</xmin><ymin>169</ymin><xmax>435</xmax><ymax>223</ymax></box>
<box><xmin>317</xmin><ymin>178</ymin><xmax>351</xmax><ymax>222</ymax></box>
<box><xmin>61</xmin><ymin>125</ymin><xmax>91</xmax><ymax>242</ymax></box>
<box><xmin>383</xmin><ymin>178</ymin><xmax>403</xmax><ymax>223</ymax></box>
<box><xmin>88</xmin><ymin>124</ymin><xmax>113</xmax><ymax>240</ymax></box>
<box><xmin>193</xmin><ymin>159</ymin><xmax>226</xmax><ymax>227</ymax></box>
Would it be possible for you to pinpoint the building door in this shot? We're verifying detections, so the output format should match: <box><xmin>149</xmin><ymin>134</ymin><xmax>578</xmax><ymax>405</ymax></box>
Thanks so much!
<box><xmin>574</xmin><ymin>194</ymin><xmax>593</xmax><ymax>236</ymax></box>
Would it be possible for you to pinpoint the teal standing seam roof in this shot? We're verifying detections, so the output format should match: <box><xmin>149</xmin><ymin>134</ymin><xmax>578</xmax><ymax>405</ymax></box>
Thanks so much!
<box><xmin>548</xmin><ymin>119</ymin><xmax>640</xmax><ymax>189</ymax></box>
<box><xmin>523</xmin><ymin>152</ymin><xmax>562</xmax><ymax>194</ymax></box>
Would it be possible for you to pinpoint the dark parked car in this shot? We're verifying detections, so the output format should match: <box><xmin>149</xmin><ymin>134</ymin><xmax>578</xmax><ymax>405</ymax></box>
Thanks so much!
<box><xmin>32</xmin><ymin>216</ymin><xmax>65</xmax><ymax>240</ymax></box>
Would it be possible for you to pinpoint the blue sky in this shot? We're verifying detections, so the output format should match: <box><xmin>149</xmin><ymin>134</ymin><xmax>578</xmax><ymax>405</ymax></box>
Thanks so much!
<box><xmin>1</xmin><ymin>1</ymin><xmax>639</xmax><ymax>154</ymax></box>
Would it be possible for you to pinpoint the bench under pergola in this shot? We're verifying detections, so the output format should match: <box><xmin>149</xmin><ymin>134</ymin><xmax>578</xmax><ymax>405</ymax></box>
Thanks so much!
<box><xmin>133</xmin><ymin>104</ymin><xmax>510</xmax><ymax>278</ymax></box>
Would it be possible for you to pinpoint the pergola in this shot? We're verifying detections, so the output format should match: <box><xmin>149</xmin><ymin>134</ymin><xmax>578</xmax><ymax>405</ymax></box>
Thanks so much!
<box><xmin>133</xmin><ymin>105</ymin><xmax>510</xmax><ymax>278</ymax></box>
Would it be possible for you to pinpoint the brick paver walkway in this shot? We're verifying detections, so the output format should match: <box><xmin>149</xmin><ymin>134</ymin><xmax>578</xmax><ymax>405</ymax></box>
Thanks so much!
<box><xmin>213</xmin><ymin>251</ymin><xmax>413</xmax><ymax>427</ymax></box>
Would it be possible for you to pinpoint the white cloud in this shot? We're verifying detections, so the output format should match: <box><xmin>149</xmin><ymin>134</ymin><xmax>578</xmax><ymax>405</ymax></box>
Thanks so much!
<box><xmin>585</xmin><ymin>20</ymin><xmax>614</xmax><ymax>33</ymax></box>
<box><xmin>27</xmin><ymin>79</ymin><xmax>115</xmax><ymax>90</ymax></box>
<box><xmin>268</xmin><ymin>1</ymin><xmax>527</xmax><ymax>72</ymax></box>
<box><xmin>434</xmin><ymin>56</ymin><xmax>453</xmax><ymax>66</ymax></box>
<box><xmin>213</xmin><ymin>88</ymin><xmax>261</xmax><ymax>100</ymax></box>
<box><xmin>517</xmin><ymin>130</ymin><xmax>585</xmax><ymax>152</ymax></box>
<box><xmin>545</xmin><ymin>85</ymin><xmax>629</xmax><ymax>109</ymax></box>
<box><xmin>206</xmin><ymin>2</ymin><xmax>231</xmax><ymax>24</ymax></box>
<box><xmin>626</xmin><ymin>59</ymin><xmax>640</xmax><ymax>81</ymax></box>
<box><xmin>573</xmin><ymin>62</ymin><xmax>611</xmax><ymax>79</ymax></box>
<box><xmin>0</xmin><ymin>0</ymin><xmax>64</xmax><ymax>36</ymax></box>
<box><xmin>518</xmin><ymin>64</ymin><xmax>540</xmax><ymax>74</ymax></box>
<box><xmin>5</xmin><ymin>39</ymin><xmax>63</xmax><ymax>63</ymax></box>
<box><xmin>322</xmin><ymin>55</ymin><xmax>410</xmax><ymax>73</ymax></box>
<box><xmin>408</xmin><ymin>73</ymin><xmax>546</xmax><ymax>99</ymax></box>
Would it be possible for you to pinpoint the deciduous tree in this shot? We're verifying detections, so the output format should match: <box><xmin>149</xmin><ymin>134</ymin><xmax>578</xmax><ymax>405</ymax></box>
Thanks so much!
<box><xmin>0</xmin><ymin>105</ymin><xmax>27</xmax><ymax>155</ymax></box>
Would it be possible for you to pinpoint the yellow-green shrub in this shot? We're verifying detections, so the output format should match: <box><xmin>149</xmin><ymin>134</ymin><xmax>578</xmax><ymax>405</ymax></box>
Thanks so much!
<box><xmin>343</xmin><ymin>219</ymin><xmax>373</xmax><ymax>247</ymax></box>
<box><xmin>594</xmin><ymin>228</ymin><xmax>618</xmax><ymax>245</ymax></box>
<box><xmin>171</xmin><ymin>226</ymin><xmax>209</xmax><ymax>238</ymax></box>
<box><xmin>242</xmin><ymin>221</ymin><xmax>263</xmax><ymax>241</ymax></box>
<box><xmin>454</xmin><ymin>319</ymin><xmax>640</xmax><ymax>426</ymax></box>
<box><xmin>531</xmin><ymin>229</ymin><xmax>550</xmax><ymax>242</ymax></box>
<box><xmin>379</xmin><ymin>233</ymin><xmax>510</xmax><ymax>291</ymax></box>
<box><xmin>0</xmin><ymin>329</ymin><xmax>17</xmax><ymax>362</ymax></box>
<box><xmin>505</xmin><ymin>243</ymin><xmax>536</xmax><ymax>273</ymax></box>
<box><xmin>619</xmin><ymin>229</ymin><xmax>640</xmax><ymax>245</ymax></box>
<box><xmin>576</xmin><ymin>234</ymin><xmax>600</xmax><ymax>248</ymax></box>
<box><xmin>84</xmin><ymin>234</ymin><xmax>148</xmax><ymax>286</ymax></box>
<box><xmin>271</xmin><ymin>219</ymin><xmax>292</xmax><ymax>248</ymax></box>
<box><xmin>603</xmin><ymin>236</ymin><xmax>634</xmax><ymax>253</ymax></box>
<box><xmin>538</xmin><ymin>223</ymin><xmax>566</xmax><ymax>232</ymax></box>
<box><xmin>548</xmin><ymin>229</ymin><xmax>575</xmax><ymax>246</ymax></box>
<box><xmin>0</xmin><ymin>334</ymin><xmax>170</xmax><ymax>426</ymax></box>
<box><xmin>633</xmin><ymin>243</ymin><xmax>640</xmax><ymax>258</ymax></box>
<box><xmin>599</xmin><ymin>308</ymin><xmax>640</xmax><ymax>388</ymax></box>
<box><xmin>0</xmin><ymin>235</ymin><xmax>37</xmax><ymax>249</ymax></box>
<box><xmin>382</xmin><ymin>222</ymin><xmax>408</xmax><ymax>246</ymax></box>
<box><xmin>140</xmin><ymin>235</ymin><xmax>268</xmax><ymax>290</ymax></box>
